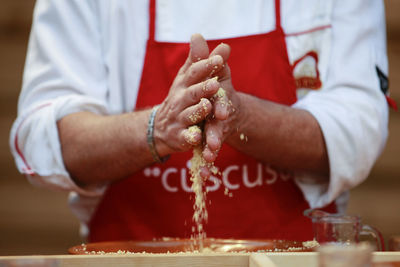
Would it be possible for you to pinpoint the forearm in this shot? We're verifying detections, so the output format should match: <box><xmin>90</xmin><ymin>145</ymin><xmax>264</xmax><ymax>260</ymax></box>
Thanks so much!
<box><xmin>57</xmin><ymin>110</ymin><xmax>154</xmax><ymax>186</ymax></box>
<box><xmin>56</xmin><ymin>36</ymin><xmax>227</xmax><ymax>187</ymax></box>
<box><xmin>227</xmin><ymin>92</ymin><xmax>329</xmax><ymax>177</ymax></box>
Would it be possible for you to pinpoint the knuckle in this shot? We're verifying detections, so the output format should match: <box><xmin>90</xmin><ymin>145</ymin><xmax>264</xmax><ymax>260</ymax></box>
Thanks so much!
<box><xmin>188</xmin><ymin>107</ymin><xmax>203</xmax><ymax>124</ymax></box>
<box><xmin>185</xmin><ymin>128</ymin><xmax>197</xmax><ymax>142</ymax></box>
<box><xmin>201</xmin><ymin>80</ymin><xmax>209</xmax><ymax>93</ymax></box>
<box><xmin>187</xmin><ymin>66</ymin><xmax>198</xmax><ymax>80</ymax></box>
<box><xmin>177</xmin><ymin>66</ymin><xmax>186</xmax><ymax>75</ymax></box>
<box><xmin>199</xmin><ymin>98</ymin><xmax>211</xmax><ymax>115</ymax></box>
<box><xmin>175</xmin><ymin>90</ymin><xmax>185</xmax><ymax>103</ymax></box>
<box><xmin>173</xmin><ymin>75</ymin><xmax>184</xmax><ymax>86</ymax></box>
<box><xmin>188</xmin><ymin>88</ymin><xmax>199</xmax><ymax>102</ymax></box>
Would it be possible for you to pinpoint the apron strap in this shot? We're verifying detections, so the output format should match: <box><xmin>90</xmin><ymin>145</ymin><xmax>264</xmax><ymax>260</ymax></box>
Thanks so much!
<box><xmin>275</xmin><ymin>0</ymin><xmax>282</xmax><ymax>30</ymax></box>
<box><xmin>149</xmin><ymin>0</ymin><xmax>156</xmax><ymax>42</ymax></box>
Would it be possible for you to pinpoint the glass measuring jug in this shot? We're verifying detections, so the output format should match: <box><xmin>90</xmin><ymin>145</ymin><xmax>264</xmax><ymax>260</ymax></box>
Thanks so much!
<box><xmin>304</xmin><ymin>209</ymin><xmax>384</xmax><ymax>251</ymax></box>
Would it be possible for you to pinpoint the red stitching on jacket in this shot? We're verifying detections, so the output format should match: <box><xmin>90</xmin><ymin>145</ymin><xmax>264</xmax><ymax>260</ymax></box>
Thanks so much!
<box><xmin>14</xmin><ymin>103</ymin><xmax>52</xmax><ymax>176</ymax></box>
<box><xmin>285</xmin><ymin>25</ymin><xmax>331</xmax><ymax>37</ymax></box>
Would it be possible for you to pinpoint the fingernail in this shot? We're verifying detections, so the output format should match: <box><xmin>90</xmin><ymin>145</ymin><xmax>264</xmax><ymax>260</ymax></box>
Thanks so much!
<box><xmin>208</xmin><ymin>78</ymin><xmax>219</xmax><ymax>86</ymax></box>
<box><xmin>200</xmin><ymin>98</ymin><xmax>210</xmax><ymax>112</ymax></box>
<box><xmin>191</xmin><ymin>33</ymin><xmax>201</xmax><ymax>42</ymax></box>
<box><xmin>204</xmin><ymin>78</ymin><xmax>219</xmax><ymax>92</ymax></box>
<box><xmin>215</xmin><ymin>87</ymin><xmax>226</xmax><ymax>98</ymax></box>
<box><xmin>211</xmin><ymin>55</ymin><xmax>223</xmax><ymax>65</ymax></box>
<box><xmin>184</xmin><ymin>126</ymin><xmax>202</xmax><ymax>144</ymax></box>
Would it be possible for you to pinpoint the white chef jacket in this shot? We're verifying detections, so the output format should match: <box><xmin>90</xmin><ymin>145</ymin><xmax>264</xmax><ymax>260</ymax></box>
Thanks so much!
<box><xmin>10</xmin><ymin>0</ymin><xmax>389</xmax><ymax>237</ymax></box>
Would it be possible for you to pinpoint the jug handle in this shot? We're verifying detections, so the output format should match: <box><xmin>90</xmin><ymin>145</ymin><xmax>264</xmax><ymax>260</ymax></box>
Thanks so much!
<box><xmin>360</xmin><ymin>225</ymin><xmax>385</xmax><ymax>251</ymax></box>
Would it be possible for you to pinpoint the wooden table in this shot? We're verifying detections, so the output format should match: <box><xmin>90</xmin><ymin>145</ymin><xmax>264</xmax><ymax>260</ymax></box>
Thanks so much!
<box><xmin>1</xmin><ymin>252</ymin><xmax>400</xmax><ymax>267</ymax></box>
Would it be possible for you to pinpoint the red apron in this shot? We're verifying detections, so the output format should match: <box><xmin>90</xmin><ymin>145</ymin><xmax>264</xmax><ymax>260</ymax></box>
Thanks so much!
<box><xmin>89</xmin><ymin>0</ymin><xmax>336</xmax><ymax>242</ymax></box>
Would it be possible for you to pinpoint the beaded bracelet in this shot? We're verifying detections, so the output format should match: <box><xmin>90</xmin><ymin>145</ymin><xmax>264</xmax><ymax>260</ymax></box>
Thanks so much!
<box><xmin>147</xmin><ymin>105</ymin><xmax>170</xmax><ymax>163</ymax></box>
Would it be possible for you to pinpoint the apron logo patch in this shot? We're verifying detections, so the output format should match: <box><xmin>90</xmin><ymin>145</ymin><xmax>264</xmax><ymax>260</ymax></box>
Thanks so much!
<box><xmin>292</xmin><ymin>51</ymin><xmax>322</xmax><ymax>91</ymax></box>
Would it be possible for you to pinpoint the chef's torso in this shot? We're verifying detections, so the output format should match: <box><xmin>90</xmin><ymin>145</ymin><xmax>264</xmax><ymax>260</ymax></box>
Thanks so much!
<box><xmin>98</xmin><ymin>0</ymin><xmax>334</xmax><ymax>114</ymax></box>
<box><xmin>87</xmin><ymin>0</ymin><xmax>336</xmax><ymax>242</ymax></box>
<box><xmin>12</xmin><ymin>0</ymin><xmax>390</xmax><ymax>240</ymax></box>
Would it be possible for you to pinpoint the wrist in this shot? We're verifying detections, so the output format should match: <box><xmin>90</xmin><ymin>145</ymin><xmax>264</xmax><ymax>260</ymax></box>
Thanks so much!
<box><xmin>147</xmin><ymin>105</ymin><xmax>170</xmax><ymax>163</ymax></box>
<box><xmin>226</xmin><ymin>92</ymin><xmax>250</xmax><ymax>142</ymax></box>
<box><xmin>232</xmin><ymin>92</ymin><xmax>248</xmax><ymax>132</ymax></box>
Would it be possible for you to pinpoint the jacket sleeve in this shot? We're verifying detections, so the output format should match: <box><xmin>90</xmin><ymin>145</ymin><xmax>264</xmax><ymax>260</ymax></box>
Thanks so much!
<box><xmin>9</xmin><ymin>0</ymin><xmax>109</xmax><ymax>196</ymax></box>
<box><xmin>292</xmin><ymin>0</ymin><xmax>389</xmax><ymax>209</ymax></box>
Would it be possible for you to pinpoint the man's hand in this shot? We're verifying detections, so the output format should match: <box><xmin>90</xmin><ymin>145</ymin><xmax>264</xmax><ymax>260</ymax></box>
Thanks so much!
<box><xmin>201</xmin><ymin>45</ymin><xmax>243</xmax><ymax>165</ymax></box>
<box><xmin>158</xmin><ymin>34</ymin><xmax>329</xmax><ymax>180</ymax></box>
<box><xmin>153</xmin><ymin>34</ymin><xmax>226</xmax><ymax>157</ymax></box>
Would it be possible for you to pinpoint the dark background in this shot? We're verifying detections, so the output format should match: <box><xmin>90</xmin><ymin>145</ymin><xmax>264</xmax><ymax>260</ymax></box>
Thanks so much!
<box><xmin>0</xmin><ymin>1</ymin><xmax>399</xmax><ymax>255</ymax></box>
